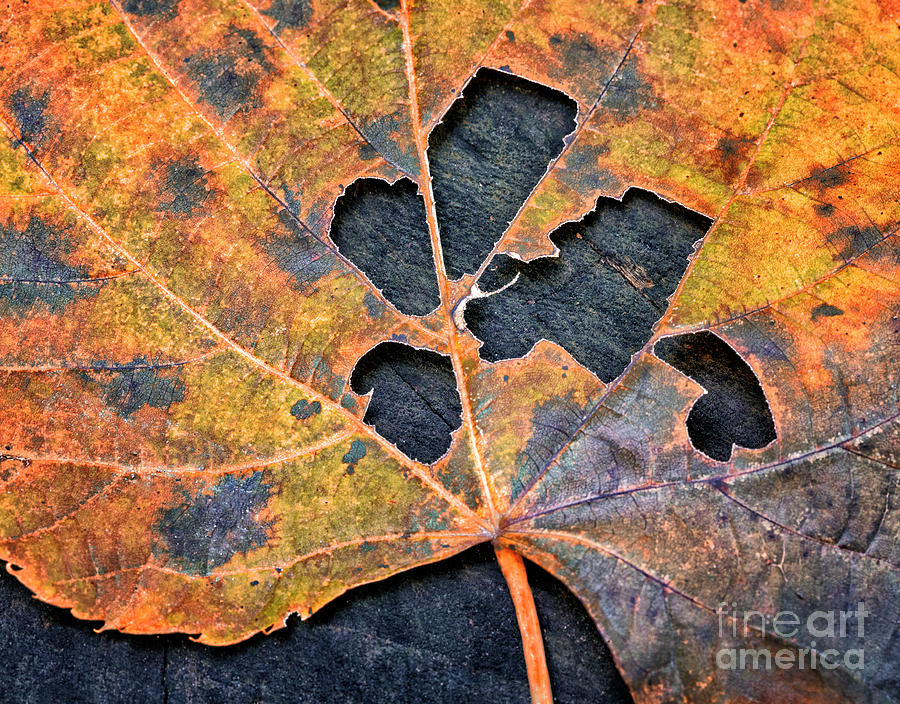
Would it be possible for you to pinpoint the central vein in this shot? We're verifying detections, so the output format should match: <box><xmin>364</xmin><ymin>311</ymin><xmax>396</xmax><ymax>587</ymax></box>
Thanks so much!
<box><xmin>399</xmin><ymin>0</ymin><xmax>500</xmax><ymax>530</ymax></box>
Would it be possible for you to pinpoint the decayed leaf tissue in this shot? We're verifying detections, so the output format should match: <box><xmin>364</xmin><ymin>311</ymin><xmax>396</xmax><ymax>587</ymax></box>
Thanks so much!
<box><xmin>0</xmin><ymin>0</ymin><xmax>898</xmax><ymax>702</ymax></box>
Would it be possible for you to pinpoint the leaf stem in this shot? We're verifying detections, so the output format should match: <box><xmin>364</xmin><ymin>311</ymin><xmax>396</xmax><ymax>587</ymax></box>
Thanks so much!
<box><xmin>398</xmin><ymin>0</ymin><xmax>499</xmax><ymax>526</ymax></box>
<box><xmin>494</xmin><ymin>546</ymin><xmax>553</xmax><ymax>704</ymax></box>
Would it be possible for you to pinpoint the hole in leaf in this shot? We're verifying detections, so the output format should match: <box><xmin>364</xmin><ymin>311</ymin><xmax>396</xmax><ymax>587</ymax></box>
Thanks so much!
<box><xmin>330</xmin><ymin>178</ymin><xmax>439</xmax><ymax>316</ymax></box>
<box><xmin>654</xmin><ymin>331</ymin><xmax>776</xmax><ymax>462</ymax></box>
<box><xmin>350</xmin><ymin>342</ymin><xmax>462</xmax><ymax>464</ymax></box>
<box><xmin>429</xmin><ymin>68</ymin><xmax>577</xmax><ymax>279</ymax></box>
<box><xmin>465</xmin><ymin>188</ymin><xmax>712</xmax><ymax>383</ymax></box>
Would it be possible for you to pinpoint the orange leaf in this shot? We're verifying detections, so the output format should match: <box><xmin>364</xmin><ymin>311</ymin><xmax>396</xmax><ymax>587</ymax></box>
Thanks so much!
<box><xmin>1</xmin><ymin>0</ymin><xmax>898</xmax><ymax>701</ymax></box>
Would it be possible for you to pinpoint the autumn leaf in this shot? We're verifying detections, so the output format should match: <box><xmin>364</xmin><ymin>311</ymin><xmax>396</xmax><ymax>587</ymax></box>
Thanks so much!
<box><xmin>1</xmin><ymin>0</ymin><xmax>898</xmax><ymax>703</ymax></box>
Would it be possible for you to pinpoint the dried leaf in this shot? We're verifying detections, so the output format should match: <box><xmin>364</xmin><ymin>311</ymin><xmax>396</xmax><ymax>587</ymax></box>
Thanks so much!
<box><xmin>1</xmin><ymin>1</ymin><xmax>898</xmax><ymax>702</ymax></box>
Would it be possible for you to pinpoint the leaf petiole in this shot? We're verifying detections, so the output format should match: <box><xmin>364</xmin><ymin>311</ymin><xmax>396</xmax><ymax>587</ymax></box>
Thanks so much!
<box><xmin>495</xmin><ymin>545</ymin><xmax>553</xmax><ymax>704</ymax></box>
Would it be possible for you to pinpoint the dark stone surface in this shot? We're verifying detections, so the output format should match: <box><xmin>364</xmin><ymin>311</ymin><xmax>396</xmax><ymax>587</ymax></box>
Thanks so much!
<box><xmin>1</xmin><ymin>545</ymin><xmax>632</xmax><ymax>703</ymax></box>
<box><xmin>429</xmin><ymin>69</ymin><xmax>576</xmax><ymax>280</ymax></box>
<box><xmin>330</xmin><ymin>178</ymin><xmax>439</xmax><ymax>316</ymax></box>
<box><xmin>350</xmin><ymin>341</ymin><xmax>462</xmax><ymax>464</ymax></box>
<box><xmin>654</xmin><ymin>331</ymin><xmax>777</xmax><ymax>461</ymax></box>
<box><xmin>466</xmin><ymin>188</ymin><xmax>711</xmax><ymax>383</ymax></box>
